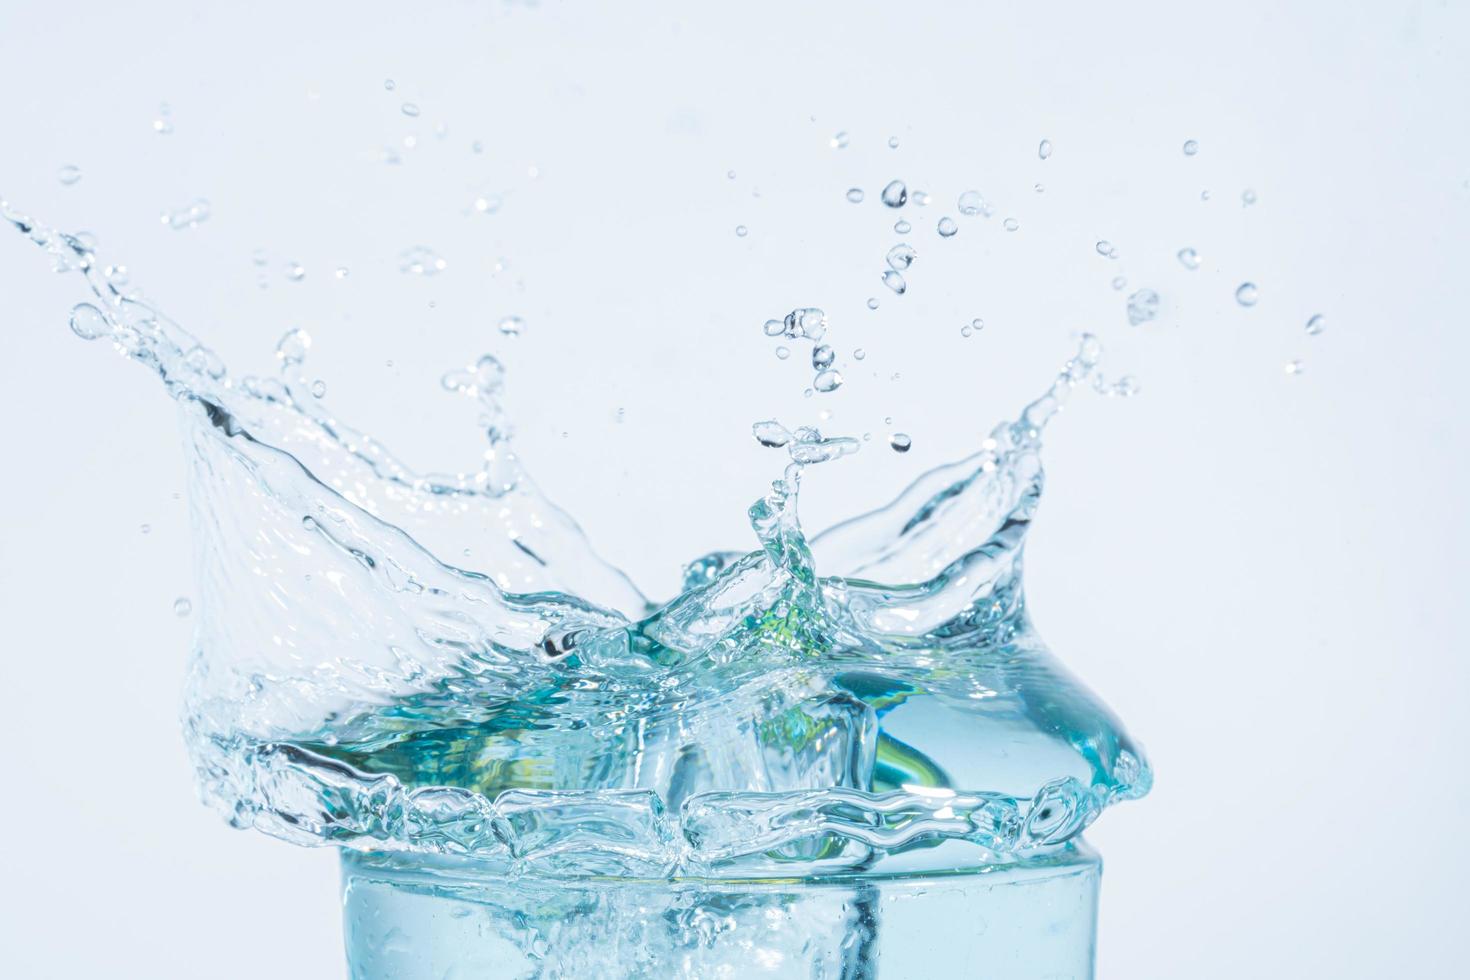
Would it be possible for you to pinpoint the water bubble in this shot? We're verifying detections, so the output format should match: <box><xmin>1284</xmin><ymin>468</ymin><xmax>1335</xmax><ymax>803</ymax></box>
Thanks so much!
<box><xmin>886</xmin><ymin>243</ymin><xmax>916</xmax><ymax>270</ymax></box>
<box><xmin>276</xmin><ymin>328</ymin><xmax>311</xmax><ymax>366</ymax></box>
<box><xmin>887</xmin><ymin>136</ymin><xmax>900</xmax><ymax>149</ymax></box>
<box><xmin>866</xmin><ymin>298</ymin><xmax>879</xmax><ymax>310</ymax></box>
<box><xmin>735</xmin><ymin>225</ymin><xmax>748</xmax><ymax>237</ymax></box>
<box><xmin>1305</xmin><ymin>314</ymin><xmax>1325</xmax><ymax>336</ymax></box>
<box><xmin>1235</xmin><ymin>282</ymin><xmax>1258</xmax><ymax>306</ymax></box>
<box><xmin>726</xmin><ymin>170</ymin><xmax>736</xmax><ymax>180</ymax></box>
<box><xmin>1200</xmin><ymin>190</ymin><xmax>1211</xmax><ymax>201</ymax></box>
<box><xmin>105</xmin><ymin>264</ymin><xmax>129</xmax><ymax>286</ymax></box>
<box><xmin>957</xmin><ymin>191</ymin><xmax>991</xmax><ymax>217</ymax></box>
<box><xmin>830</xmin><ymin>131</ymin><xmax>850</xmax><ymax>149</ymax></box>
<box><xmin>1127</xmin><ymin>289</ymin><xmax>1160</xmax><ymax>325</ymax></box>
<box><xmin>153</xmin><ymin>117</ymin><xmax>173</xmax><ymax>136</ymax></box>
<box><xmin>937</xmin><ymin>217</ymin><xmax>958</xmax><ymax>237</ymax></box>
<box><xmin>763</xmin><ymin>318</ymin><xmax>784</xmax><ymax>337</ymax></box>
<box><xmin>285</xmin><ymin>261</ymin><xmax>306</xmax><ymax>282</ymax></box>
<box><xmin>846</xmin><ymin>188</ymin><xmax>865</xmax><ymax>204</ymax></box>
<box><xmin>497</xmin><ymin>315</ymin><xmax>524</xmax><ymax>336</ymax></box>
<box><xmin>1112</xmin><ymin>276</ymin><xmax>1127</xmax><ymax>290</ymax></box>
<box><xmin>335</xmin><ymin>266</ymin><xmax>349</xmax><ymax>279</ymax></box>
<box><xmin>775</xmin><ymin>346</ymin><xmax>790</xmax><ymax>360</ymax></box>
<box><xmin>1177</xmin><ymin>247</ymin><xmax>1201</xmax><ymax>270</ymax></box>
<box><xmin>882</xmin><ymin>269</ymin><xmax>907</xmax><ymax>294</ymax></box>
<box><xmin>1182</xmin><ymin>139</ymin><xmax>1199</xmax><ymax>156</ymax></box>
<box><xmin>57</xmin><ymin>165</ymin><xmax>82</xmax><ymax>186</ymax></box>
<box><xmin>384</xmin><ymin>79</ymin><xmax>396</xmax><ymax>91</ymax></box>
<box><xmin>784</xmin><ymin>308</ymin><xmax>828</xmax><ymax>340</ymax></box>
<box><xmin>812</xmin><ymin>344</ymin><xmax>835</xmax><ymax>369</ymax></box>
<box><xmin>140</xmin><ymin>524</ymin><xmax>151</xmax><ymax>535</ymax></box>
<box><xmin>1242</xmin><ymin>188</ymin><xmax>1257</xmax><ymax>207</ymax></box>
<box><xmin>911</xmin><ymin>190</ymin><xmax>931</xmax><ymax>206</ymax></box>
<box><xmin>813</xmin><ymin>369</ymin><xmax>844</xmax><ymax>393</ymax></box>
<box><xmin>471</xmin><ymin>140</ymin><xmax>485</xmax><ymax>154</ymax></box>
<box><xmin>399</xmin><ymin>246</ymin><xmax>447</xmax><ymax>275</ymax></box>
<box><xmin>1096</xmin><ymin>240</ymin><xmax>1116</xmax><ymax>258</ymax></box>
<box><xmin>163</xmin><ymin>198</ymin><xmax>211</xmax><ymax>230</ymax></box>
<box><xmin>894</xmin><ymin>219</ymin><xmax>911</xmax><ymax>233</ymax></box>
<box><xmin>1038</xmin><ymin>139</ymin><xmax>1053</xmax><ymax>160</ymax></box>
<box><xmin>960</xmin><ymin>324</ymin><xmax>972</xmax><ymax>338</ymax></box>
<box><xmin>890</xmin><ymin>432</ymin><xmax>913</xmax><ymax>453</ymax></box>
<box><xmin>752</xmin><ymin>420</ymin><xmax>793</xmax><ymax>448</ymax></box>
<box><xmin>1284</xmin><ymin>359</ymin><xmax>1304</xmax><ymax>376</ymax></box>
<box><xmin>68</xmin><ymin>303</ymin><xmax>109</xmax><ymax>341</ymax></box>
<box><xmin>381</xmin><ymin>146</ymin><xmax>402</xmax><ymax>165</ymax></box>
<box><xmin>881</xmin><ymin>180</ymin><xmax>908</xmax><ymax>208</ymax></box>
<box><xmin>311</xmin><ymin>379</ymin><xmax>327</xmax><ymax>398</ymax></box>
<box><xmin>1003</xmin><ymin>218</ymin><xmax>1019</xmax><ymax>232</ymax></box>
<box><xmin>854</xmin><ymin>348</ymin><xmax>867</xmax><ymax>360</ymax></box>
<box><xmin>173</xmin><ymin>597</ymin><xmax>192</xmax><ymax>617</ymax></box>
<box><xmin>401</xmin><ymin>102</ymin><xmax>420</xmax><ymax>117</ymax></box>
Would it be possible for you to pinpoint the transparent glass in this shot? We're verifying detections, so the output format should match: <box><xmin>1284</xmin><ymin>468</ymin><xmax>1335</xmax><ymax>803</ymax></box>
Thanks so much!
<box><xmin>340</xmin><ymin>843</ymin><xmax>1101</xmax><ymax>979</ymax></box>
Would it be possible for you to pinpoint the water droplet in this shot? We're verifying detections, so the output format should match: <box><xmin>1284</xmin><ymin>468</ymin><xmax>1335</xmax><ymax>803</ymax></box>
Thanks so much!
<box><xmin>783</xmin><ymin>308</ymin><xmax>828</xmax><ymax>340</ymax></box>
<box><xmin>1096</xmin><ymin>240</ymin><xmax>1116</xmax><ymax>258</ymax></box>
<box><xmin>399</xmin><ymin>246</ymin><xmax>447</xmax><ymax>275</ymax></box>
<box><xmin>812</xmin><ymin>344</ymin><xmax>835</xmax><ymax>369</ymax></box>
<box><xmin>937</xmin><ymin>217</ymin><xmax>958</xmax><ymax>237</ymax></box>
<box><xmin>1038</xmin><ymin>139</ymin><xmax>1053</xmax><ymax>160</ymax></box>
<box><xmin>1305</xmin><ymin>314</ymin><xmax>1325</xmax><ymax>336</ymax></box>
<box><xmin>846</xmin><ymin>188</ymin><xmax>865</xmax><ymax>204</ymax></box>
<box><xmin>881</xmin><ymin>180</ymin><xmax>908</xmax><ymax>208</ymax></box>
<box><xmin>498</xmin><ymin>315</ymin><xmax>524</xmax><ymax>336</ymax></box>
<box><xmin>887</xmin><ymin>136</ymin><xmax>900</xmax><ymax>149</ymax></box>
<box><xmin>886</xmin><ymin>243</ymin><xmax>916</xmax><ymax>270</ymax></box>
<box><xmin>285</xmin><ymin>261</ymin><xmax>306</xmax><ymax>282</ymax></box>
<box><xmin>471</xmin><ymin>140</ymin><xmax>485</xmax><ymax>154</ymax></box>
<box><xmin>763</xmin><ymin>318</ymin><xmax>784</xmax><ymax>337</ymax></box>
<box><xmin>1177</xmin><ymin>247</ymin><xmax>1201</xmax><ymax>270</ymax></box>
<box><xmin>726</xmin><ymin>170</ymin><xmax>736</xmax><ymax>180</ymax></box>
<box><xmin>311</xmin><ymin>379</ymin><xmax>327</xmax><ymax>398</ymax></box>
<box><xmin>912</xmin><ymin>190</ymin><xmax>931</xmax><ymax>206</ymax></box>
<box><xmin>162</xmin><ymin>198</ymin><xmax>211</xmax><ymax>230</ymax></box>
<box><xmin>1242</xmin><ymin>188</ymin><xmax>1258</xmax><ymax>207</ymax></box>
<box><xmin>866</xmin><ymin>298</ymin><xmax>879</xmax><ymax>310</ymax></box>
<box><xmin>1235</xmin><ymin>282</ymin><xmax>1258</xmax><ymax>307</ymax></box>
<box><xmin>1112</xmin><ymin>276</ymin><xmax>1127</xmax><ymax>291</ymax></box>
<box><xmin>831</xmin><ymin>131</ymin><xmax>850</xmax><ymax>149</ymax></box>
<box><xmin>68</xmin><ymin>302</ymin><xmax>109</xmax><ymax>341</ymax></box>
<box><xmin>1284</xmin><ymin>359</ymin><xmax>1304</xmax><ymax>376</ymax></box>
<box><xmin>854</xmin><ymin>348</ymin><xmax>867</xmax><ymax>360</ymax></box>
<box><xmin>152</xmin><ymin>116</ymin><xmax>174</xmax><ymax>136</ymax></box>
<box><xmin>882</xmin><ymin>269</ymin><xmax>907</xmax><ymax>294</ymax></box>
<box><xmin>735</xmin><ymin>225</ymin><xmax>748</xmax><ymax>237</ymax></box>
<box><xmin>1200</xmin><ymin>190</ymin><xmax>1211</xmax><ymax>201</ymax></box>
<box><xmin>813</xmin><ymin>369</ymin><xmax>844</xmax><ymax>393</ymax></box>
<box><xmin>753</xmin><ymin>420</ymin><xmax>792</xmax><ymax>448</ymax></box>
<box><xmin>473</xmin><ymin>195</ymin><xmax>502</xmax><ymax>214</ymax></box>
<box><xmin>775</xmin><ymin>346</ymin><xmax>790</xmax><ymax>360</ymax></box>
<box><xmin>173</xmin><ymin>597</ymin><xmax>192</xmax><ymax>617</ymax></box>
<box><xmin>957</xmin><ymin>191</ymin><xmax>991</xmax><ymax>217</ymax></box>
<box><xmin>57</xmin><ymin>165</ymin><xmax>82</xmax><ymax>186</ymax></box>
<box><xmin>105</xmin><ymin>264</ymin><xmax>129</xmax><ymax>286</ymax></box>
<box><xmin>893</xmin><ymin>219</ymin><xmax>912</xmax><ymax>234</ymax></box>
<box><xmin>960</xmin><ymin>324</ymin><xmax>972</xmax><ymax>338</ymax></box>
<box><xmin>335</xmin><ymin>266</ymin><xmax>349</xmax><ymax>279</ymax></box>
<box><xmin>1003</xmin><ymin>218</ymin><xmax>1019</xmax><ymax>232</ymax></box>
<box><xmin>276</xmin><ymin>328</ymin><xmax>311</xmax><ymax>366</ymax></box>
<box><xmin>140</xmin><ymin>523</ymin><xmax>151</xmax><ymax>535</ymax></box>
<box><xmin>890</xmin><ymin>433</ymin><xmax>913</xmax><ymax>452</ymax></box>
<box><xmin>1182</xmin><ymin>139</ymin><xmax>1199</xmax><ymax>156</ymax></box>
<box><xmin>1034</xmin><ymin>183</ymin><xmax>1045</xmax><ymax>193</ymax></box>
<box><xmin>1127</xmin><ymin>289</ymin><xmax>1160</xmax><ymax>325</ymax></box>
<box><xmin>384</xmin><ymin>79</ymin><xmax>396</xmax><ymax>91</ymax></box>
<box><xmin>401</xmin><ymin>102</ymin><xmax>420</xmax><ymax>117</ymax></box>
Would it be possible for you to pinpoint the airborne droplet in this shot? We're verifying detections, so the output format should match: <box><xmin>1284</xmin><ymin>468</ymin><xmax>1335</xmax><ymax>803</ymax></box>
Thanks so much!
<box><xmin>1305</xmin><ymin>314</ymin><xmax>1325</xmax><ymax>336</ymax></box>
<box><xmin>1177</xmin><ymin>247</ymin><xmax>1201</xmax><ymax>270</ymax></box>
<box><xmin>937</xmin><ymin>217</ymin><xmax>958</xmax><ymax>237</ymax></box>
<box><xmin>846</xmin><ymin>188</ymin><xmax>865</xmax><ymax>204</ymax></box>
<box><xmin>1182</xmin><ymin>139</ymin><xmax>1199</xmax><ymax>156</ymax></box>
<box><xmin>1038</xmin><ymin>139</ymin><xmax>1053</xmax><ymax>160</ymax></box>
<box><xmin>890</xmin><ymin>433</ymin><xmax>913</xmax><ymax>453</ymax></box>
<box><xmin>57</xmin><ymin>164</ymin><xmax>82</xmax><ymax>186</ymax></box>
<box><xmin>881</xmin><ymin>180</ymin><xmax>908</xmax><ymax>208</ymax></box>
<box><xmin>1235</xmin><ymin>282</ymin><xmax>1259</xmax><ymax>307</ymax></box>
<box><xmin>882</xmin><ymin>270</ymin><xmax>907</xmax><ymax>294</ymax></box>
<box><xmin>886</xmin><ymin>244</ymin><xmax>916</xmax><ymax>270</ymax></box>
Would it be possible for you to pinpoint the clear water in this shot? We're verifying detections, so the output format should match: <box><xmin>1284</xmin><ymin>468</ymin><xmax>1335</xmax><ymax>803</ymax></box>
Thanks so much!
<box><xmin>5</xmin><ymin>196</ymin><xmax>1150</xmax><ymax>971</ymax></box>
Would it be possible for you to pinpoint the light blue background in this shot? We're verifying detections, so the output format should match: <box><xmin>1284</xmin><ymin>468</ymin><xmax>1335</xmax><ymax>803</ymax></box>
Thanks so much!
<box><xmin>1</xmin><ymin>2</ymin><xmax>1466</xmax><ymax>976</ymax></box>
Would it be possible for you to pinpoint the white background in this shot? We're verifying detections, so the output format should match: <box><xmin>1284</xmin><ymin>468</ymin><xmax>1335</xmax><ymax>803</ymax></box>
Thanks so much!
<box><xmin>1</xmin><ymin>2</ymin><xmax>1467</xmax><ymax>977</ymax></box>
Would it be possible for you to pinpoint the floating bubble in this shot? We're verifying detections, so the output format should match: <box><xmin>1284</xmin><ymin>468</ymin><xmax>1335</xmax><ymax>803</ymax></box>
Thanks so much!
<box><xmin>311</xmin><ymin>379</ymin><xmax>327</xmax><ymax>398</ymax></box>
<box><xmin>285</xmin><ymin>261</ymin><xmax>306</xmax><ymax>282</ymax></box>
<box><xmin>1182</xmin><ymin>139</ymin><xmax>1199</xmax><ymax>156</ymax></box>
<box><xmin>1038</xmin><ymin>139</ymin><xmax>1053</xmax><ymax>160</ymax></box>
<box><xmin>752</xmin><ymin>420</ymin><xmax>793</xmax><ymax>448</ymax></box>
<box><xmin>1034</xmin><ymin>183</ymin><xmax>1045</xmax><ymax>193</ymax></box>
<box><xmin>1127</xmin><ymin>289</ymin><xmax>1160</xmax><ymax>325</ymax></box>
<box><xmin>937</xmin><ymin>217</ymin><xmax>958</xmax><ymax>237</ymax></box>
<box><xmin>846</xmin><ymin>188</ymin><xmax>865</xmax><ymax>204</ymax></box>
<box><xmin>68</xmin><ymin>302</ymin><xmax>109</xmax><ymax>341</ymax></box>
<box><xmin>735</xmin><ymin>225</ymin><xmax>748</xmax><ymax>237</ymax></box>
<box><xmin>1177</xmin><ymin>247</ymin><xmax>1201</xmax><ymax>270</ymax></box>
<box><xmin>912</xmin><ymin>190</ymin><xmax>931</xmax><ymax>206</ymax></box>
<box><xmin>1305</xmin><ymin>314</ymin><xmax>1325</xmax><ymax>336</ymax></box>
<box><xmin>886</xmin><ymin>243</ymin><xmax>916</xmax><ymax>270</ymax></box>
<box><xmin>401</xmin><ymin>102</ymin><xmax>421</xmax><ymax>117</ymax></box>
<box><xmin>498</xmin><ymin>315</ymin><xmax>525</xmax><ymax>336</ymax></box>
<box><xmin>775</xmin><ymin>346</ymin><xmax>790</xmax><ymax>360</ymax></box>
<box><xmin>399</xmin><ymin>246</ymin><xmax>447</xmax><ymax>276</ymax></box>
<box><xmin>890</xmin><ymin>432</ymin><xmax>913</xmax><ymax>452</ymax></box>
<box><xmin>853</xmin><ymin>348</ymin><xmax>866</xmax><ymax>360</ymax></box>
<box><xmin>57</xmin><ymin>165</ymin><xmax>82</xmax><ymax>186</ymax></box>
<box><xmin>887</xmin><ymin>136</ymin><xmax>900</xmax><ymax>148</ymax></box>
<box><xmin>1112</xmin><ymin>276</ymin><xmax>1127</xmax><ymax>290</ymax></box>
<box><xmin>726</xmin><ymin>170</ymin><xmax>736</xmax><ymax>180</ymax></box>
<box><xmin>1242</xmin><ymin>188</ymin><xmax>1257</xmax><ymax>207</ymax></box>
<box><xmin>162</xmin><ymin>198</ymin><xmax>211</xmax><ymax>230</ymax></box>
<box><xmin>1200</xmin><ymin>190</ymin><xmax>1211</xmax><ymax>201</ymax></box>
<box><xmin>1284</xmin><ymin>359</ymin><xmax>1304</xmax><ymax>376</ymax></box>
<box><xmin>1235</xmin><ymin>282</ymin><xmax>1258</xmax><ymax>307</ymax></box>
<box><xmin>140</xmin><ymin>524</ymin><xmax>151</xmax><ymax>535</ymax></box>
<box><xmin>1096</xmin><ymin>240</ymin><xmax>1116</xmax><ymax>258</ymax></box>
<box><xmin>813</xmin><ymin>369</ymin><xmax>844</xmax><ymax>393</ymax></box>
<box><xmin>1003</xmin><ymin>218</ymin><xmax>1019</xmax><ymax>232</ymax></box>
<box><xmin>173</xmin><ymin>597</ymin><xmax>192</xmax><ymax>617</ymax></box>
<box><xmin>894</xmin><ymin>219</ymin><xmax>911</xmax><ymax>233</ymax></box>
<box><xmin>384</xmin><ymin>78</ymin><xmax>396</xmax><ymax>91</ymax></box>
<box><xmin>882</xmin><ymin>269</ymin><xmax>907</xmax><ymax>294</ymax></box>
<box><xmin>957</xmin><ymin>191</ymin><xmax>991</xmax><ymax>216</ymax></box>
<box><xmin>960</xmin><ymin>324</ymin><xmax>972</xmax><ymax>338</ymax></box>
<box><xmin>335</xmin><ymin>267</ymin><xmax>349</xmax><ymax>279</ymax></box>
<box><xmin>812</xmin><ymin>344</ymin><xmax>835</xmax><ymax>369</ymax></box>
<box><xmin>830</xmin><ymin>131</ymin><xmax>849</xmax><ymax>149</ymax></box>
<box><xmin>762</xmin><ymin>318</ymin><xmax>784</xmax><ymax>336</ymax></box>
<box><xmin>784</xmin><ymin>308</ymin><xmax>828</xmax><ymax>340</ymax></box>
<box><xmin>866</xmin><ymin>298</ymin><xmax>879</xmax><ymax>310</ymax></box>
<box><xmin>881</xmin><ymin>180</ymin><xmax>908</xmax><ymax>208</ymax></box>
